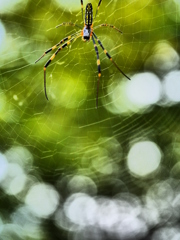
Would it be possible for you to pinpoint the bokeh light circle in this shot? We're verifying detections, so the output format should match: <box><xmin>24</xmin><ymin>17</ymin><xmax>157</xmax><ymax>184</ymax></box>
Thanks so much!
<box><xmin>25</xmin><ymin>183</ymin><xmax>60</xmax><ymax>218</ymax></box>
<box><xmin>127</xmin><ymin>141</ymin><xmax>162</xmax><ymax>177</ymax></box>
<box><xmin>127</xmin><ymin>72</ymin><xmax>162</xmax><ymax>110</ymax></box>
<box><xmin>163</xmin><ymin>71</ymin><xmax>180</xmax><ymax>103</ymax></box>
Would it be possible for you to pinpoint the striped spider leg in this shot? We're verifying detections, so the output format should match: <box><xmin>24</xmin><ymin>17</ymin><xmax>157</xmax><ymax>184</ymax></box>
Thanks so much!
<box><xmin>81</xmin><ymin>0</ymin><xmax>83</xmax><ymax>19</ymax></box>
<box><xmin>92</xmin><ymin>35</ymin><xmax>101</xmax><ymax>108</ymax></box>
<box><xmin>35</xmin><ymin>31</ymin><xmax>81</xmax><ymax>64</ymax></box>
<box><xmin>93</xmin><ymin>32</ymin><xmax>131</xmax><ymax>80</ymax></box>
<box><xmin>95</xmin><ymin>0</ymin><xmax>103</xmax><ymax>19</ymax></box>
<box><xmin>56</xmin><ymin>22</ymin><xmax>82</xmax><ymax>29</ymax></box>
<box><xmin>35</xmin><ymin>31</ymin><xmax>81</xmax><ymax>100</ymax></box>
<box><xmin>94</xmin><ymin>23</ymin><xmax>123</xmax><ymax>33</ymax></box>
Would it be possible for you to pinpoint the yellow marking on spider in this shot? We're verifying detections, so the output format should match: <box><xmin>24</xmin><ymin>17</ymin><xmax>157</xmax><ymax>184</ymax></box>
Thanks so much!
<box><xmin>68</xmin><ymin>36</ymin><xmax>71</xmax><ymax>39</ymax></box>
<box><xmin>94</xmin><ymin>44</ymin><xmax>97</xmax><ymax>47</ymax></box>
<box><xmin>52</xmin><ymin>46</ymin><xmax>56</xmax><ymax>50</ymax></box>
<box><xmin>98</xmin><ymin>73</ymin><xmax>101</xmax><ymax>77</ymax></box>
<box><xmin>110</xmin><ymin>58</ymin><xmax>112</xmax><ymax>61</ymax></box>
<box><xmin>81</xmin><ymin>4</ymin><xmax>83</xmax><ymax>8</ymax></box>
<box><xmin>50</xmin><ymin>54</ymin><xmax>55</xmax><ymax>60</ymax></box>
<box><xmin>104</xmin><ymin>49</ymin><xmax>107</xmax><ymax>54</ymax></box>
<box><xmin>44</xmin><ymin>67</ymin><xmax>46</xmax><ymax>71</ymax></box>
<box><xmin>97</xmin><ymin>59</ymin><xmax>100</xmax><ymax>65</ymax></box>
<box><xmin>67</xmin><ymin>41</ymin><xmax>71</xmax><ymax>45</ymax></box>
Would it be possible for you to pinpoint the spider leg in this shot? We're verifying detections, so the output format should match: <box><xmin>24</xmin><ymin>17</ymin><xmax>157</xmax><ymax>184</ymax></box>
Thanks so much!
<box><xmin>93</xmin><ymin>24</ymin><xmax>123</xmax><ymax>34</ymax></box>
<box><xmin>81</xmin><ymin>0</ymin><xmax>83</xmax><ymax>20</ymax></box>
<box><xmin>35</xmin><ymin>31</ymin><xmax>81</xmax><ymax>63</ymax></box>
<box><xmin>92</xmin><ymin>35</ymin><xmax>101</xmax><ymax>108</ymax></box>
<box><xmin>43</xmin><ymin>34</ymin><xmax>81</xmax><ymax>100</ymax></box>
<box><xmin>95</xmin><ymin>0</ymin><xmax>103</xmax><ymax>20</ymax></box>
<box><xmin>56</xmin><ymin>22</ymin><xmax>82</xmax><ymax>29</ymax></box>
<box><xmin>93</xmin><ymin>32</ymin><xmax>130</xmax><ymax>80</ymax></box>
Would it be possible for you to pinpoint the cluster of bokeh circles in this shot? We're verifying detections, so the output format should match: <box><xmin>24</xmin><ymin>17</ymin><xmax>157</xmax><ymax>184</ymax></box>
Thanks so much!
<box><xmin>1</xmin><ymin>0</ymin><xmax>180</xmax><ymax>239</ymax></box>
<box><xmin>0</xmin><ymin>137</ymin><xmax>180</xmax><ymax>239</ymax></box>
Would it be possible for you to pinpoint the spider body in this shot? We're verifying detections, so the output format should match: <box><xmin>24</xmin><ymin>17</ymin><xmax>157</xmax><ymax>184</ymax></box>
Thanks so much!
<box><xmin>35</xmin><ymin>0</ymin><xmax>130</xmax><ymax>108</ymax></box>
<box><xmin>82</xmin><ymin>3</ymin><xmax>93</xmax><ymax>41</ymax></box>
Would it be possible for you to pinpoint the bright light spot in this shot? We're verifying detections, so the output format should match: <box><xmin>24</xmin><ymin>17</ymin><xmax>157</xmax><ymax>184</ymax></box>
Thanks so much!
<box><xmin>145</xmin><ymin>41</ymin><xmax>179</xmax><ymax>73</ymax></box>
<box><xmin>64</xmin><ymin>193</ymin><xmax>98</xmax><ymax>226</ymax></box>
<box><xmin>127</xmin><ymin>141</ymin><xmax>162</xmax><ymax>177</ymax></box>
<box><xmin>127</xmin><ymin>72</ymin><xmax>161</xmax><ymax>110</ymax></box>
<box><xmin>7</xmin><ymin>163</ymin><xmax>23</xmax><ymax>176</ymax></box>
<box><xmin>11</xmin><ymin>206</ymin><xmax>43</xmax><ymax>239</ymax></box>
<box><xmin>115</xmin><ymin>215</ymin><xmax>148</xmax><ymax>239</ymax></box>
<box><xmin>147</xmin><ymin>181</ymin><xmax>174</xmax><ymax>204</ymax></box>
<box><xmin>173</xmin><ymin>193</ymin><xmax>180</xmax><ymax>220</ymax></box>
<box><xmin>105</xmin><ymin>79</ymin><xmax>136</xmax><ymax>115</ymax></box>
<box><xmin>152</xmin><ymin>227</ymin><xmax>180</xmax><ymax>240</ymax></box>
<box><xmin>1</xmin><ymin>163</ymin><xmax>27</xmax><ymax>195</ymax></box>
<box><xmin>67</xmin><ymin>175</ymin><xmax>97</xmax><ymax>195</ymax></box>
<box><xmin>145</xmin><ymin>181</ymin><xmax>176</xmax><ymax>225</ymax></box>
<box><xmin>141</xmin><ymin>206</ymin><xmax>159</xmax><ymax>227</ymax></box>
<box><xmin>55</xmin><ymin>208</ymin><xmax>73</xmax><ymax>231</ymax></box>
<box><xmin>9</xmin><ymin>173</ymin><xmax>27</xmax><ymax>195</ymax></box>
<box><xmin>25</xmin><ymin>183</ymin><xmax>60</xmax><ymax>218</ymax></box>
<box><xmin>18</xmin><ymin>101</ymin><xmax>23</xmax><ymax>106</ymax></box>
<box><xmin>96</xmin><ymin>196</ymin><xmax>147</xmax><ymax>239</ymax></box>
<box><xmin>13</xmin><ymin>95</ymin><xmax>18</xmax><ymax>101</ymax></box>
<box><xmin>5</xmin><ymin>146</ymin><xmax>33</xmax><ymax>168</ymax></box>
<box><xmin>0</xmin><ymin>153</ymin><xmax>8</xmax><ymax>182</ymax></box>
<box><xmin>163</xmin><ymin>71</ymin><xmax>180</xmax><ymax>103</ymax></box>
<box><xmin>0</xmin><ymin>0</ymin><xmax>25</xmax><ymax>14</ymax></box>
<box><xmin>97</xmin><ymin>199</ymin><xmax>122</xmax><ymax>229</ymax></box>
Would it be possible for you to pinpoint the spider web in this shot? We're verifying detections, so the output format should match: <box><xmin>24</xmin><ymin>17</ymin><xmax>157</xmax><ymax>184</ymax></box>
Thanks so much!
<box><xmin>0</xmin><ymin>0</ymin><xmax>180</xmax><ymax>239</ymax></box>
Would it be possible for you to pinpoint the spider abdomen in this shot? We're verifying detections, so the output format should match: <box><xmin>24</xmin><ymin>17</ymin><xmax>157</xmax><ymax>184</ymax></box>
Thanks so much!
<box><xmin>85</xmin><ymin>3</ymin><xmax>93</xmax><ymax>27</ymax></box>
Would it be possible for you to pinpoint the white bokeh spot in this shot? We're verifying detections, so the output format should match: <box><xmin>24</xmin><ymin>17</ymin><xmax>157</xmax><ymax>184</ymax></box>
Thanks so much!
<box><xmin>163</xmin><ymin>71</ymin><xmax>180</xmax><ymax>103</ymax></box>
<box><xmin>25</xmin><ymin>183</ymin><xmax>60</xmax><ymax>218</ymax></box>
<box><xmin>127</xmin><ymin>141</ymin><xmax>162</xmax><ymax>177</ymax></box>
<box><xmin>127</xmin><ymin>72</ymin><xmax>162</xmax><ymax>110</ymax></box>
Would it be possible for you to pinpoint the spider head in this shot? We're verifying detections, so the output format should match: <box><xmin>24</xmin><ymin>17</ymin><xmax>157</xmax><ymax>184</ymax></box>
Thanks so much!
<box><xmin>85</xmin><ymin>3</ymin><xmax>93</xmax><ymax>28</ymax></box>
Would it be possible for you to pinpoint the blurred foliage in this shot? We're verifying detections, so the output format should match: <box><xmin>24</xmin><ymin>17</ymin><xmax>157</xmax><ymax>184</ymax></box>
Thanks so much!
<box><xmin>0</xmin><ymin>0</ymin><xmax>180</xmax><ymax>239</ymax></box>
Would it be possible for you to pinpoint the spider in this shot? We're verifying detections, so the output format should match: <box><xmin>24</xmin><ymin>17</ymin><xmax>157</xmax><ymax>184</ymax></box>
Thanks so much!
<box><xmin>35</xmin><ymin>0</ymin><xmax>130</xmax><ymax>108</ymax></box>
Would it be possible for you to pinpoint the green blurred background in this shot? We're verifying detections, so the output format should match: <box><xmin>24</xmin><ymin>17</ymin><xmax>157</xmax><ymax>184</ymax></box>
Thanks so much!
<box><xmin>0</xmin><ymin>0</ymin><xmax>180</xmax><ymax>239</ymax></box>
